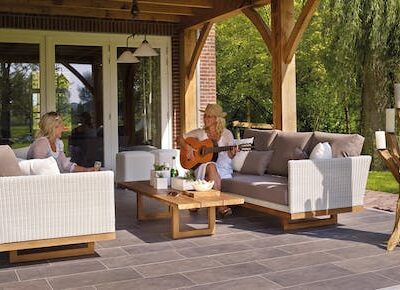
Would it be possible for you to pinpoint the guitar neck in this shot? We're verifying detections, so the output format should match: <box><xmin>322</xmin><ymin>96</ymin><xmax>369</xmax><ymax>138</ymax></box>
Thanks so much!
<box><xmin>207</xmin><ymin>145</ymin><xmax>235</xmax><ymax>154</ymax></box>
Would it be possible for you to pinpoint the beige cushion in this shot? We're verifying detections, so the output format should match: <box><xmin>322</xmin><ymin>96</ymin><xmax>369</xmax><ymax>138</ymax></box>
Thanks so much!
<box><xmin>222</xmin><ymin>172</ymin><xmax>288</xmax><ymax>205</ymax></box>
<box><xmin>0</xmin><ymin>145</ymin><xmax>22</xmax><ymax>176</ymax></box>
<box><xmin>307</xmin><ymin>131</ymin><xmax>364</xmax><ymax>157</ymax></box>
<box><xmin>18</xmin><ymin>157</ymin><xmax>61</xmax><ymax>175</ymax></box>
<box><xmin>267</xmin><ymin>132</ymin><xmax>313</xmax><ymax>176</ymax></box>
<box><xmin>243</xmin><ymin>129</ymin><xmax>279</xmax><ymax>151</ymax></box>
<box><xmin>241</xmin><ymin>151</ymin><xmax>274</xmax><ymax>175</ymax></box>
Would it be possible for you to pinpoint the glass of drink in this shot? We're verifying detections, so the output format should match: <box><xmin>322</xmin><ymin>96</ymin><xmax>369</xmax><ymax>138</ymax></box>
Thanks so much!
<box><xmin>94</xmin><ymin>161</ymin><xmax>102</xmax><ymax>171</ymax></box>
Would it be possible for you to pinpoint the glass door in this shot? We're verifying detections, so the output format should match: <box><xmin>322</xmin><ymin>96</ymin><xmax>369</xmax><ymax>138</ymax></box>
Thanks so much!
<box><xmin>117</xmin><ymin>48</ymin><xmax>161</xmax><ymax>151</ymax></box>
<box><xmin>0</xmin><ymin>42</ymin><xmax>41</xmax><ymax>148</ymax></box>
<box><xmin>55</xmin><ymin>45</ymin><xmax>104</xmax><ymax>167</ymax></box>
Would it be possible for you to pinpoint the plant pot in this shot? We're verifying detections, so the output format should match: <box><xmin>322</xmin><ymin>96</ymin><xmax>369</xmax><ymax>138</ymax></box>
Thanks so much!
<box><xmin>171</xmin><ymin>177</ymin><xmax>194</xmax><ymax>191</ymax></box>
<box><xmin>153</xmin><ymin>177</ymin><xmax>168</xmax><ymax>189</ymax></box>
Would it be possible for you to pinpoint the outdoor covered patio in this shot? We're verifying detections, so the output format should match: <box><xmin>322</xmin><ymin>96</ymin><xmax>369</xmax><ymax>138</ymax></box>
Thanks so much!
<box><xmin>0</xmin><ymin>1</ymin><xmax>396</xmax><ymax>289</ymax></box>
<box><xmin>0</xmin><ymin>189</ymin><xmax>398</xmax><ymax>289</ymax></box>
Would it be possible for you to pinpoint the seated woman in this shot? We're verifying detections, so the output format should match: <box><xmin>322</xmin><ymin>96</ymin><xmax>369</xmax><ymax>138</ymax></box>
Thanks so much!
<box><xmin>179</xmin><ymin>103</ymin><xmax>237</xmax><ymax>218</ymax></box>
<box><xmin>27</xmin><ymin>112</ymin><xmax>97</xmax><ymax>173</ymax></box>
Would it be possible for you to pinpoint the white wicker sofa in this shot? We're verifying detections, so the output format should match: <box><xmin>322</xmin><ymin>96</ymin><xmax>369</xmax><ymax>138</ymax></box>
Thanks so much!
<box><xmin>222</xmin><ymin>129</ymin><xmax>371</xmax><ymax>231</ymax></box>
<box><xmin>0</xmin><ymin>146</ymin><xmax>116</xmax><ymax>263</ymax></box>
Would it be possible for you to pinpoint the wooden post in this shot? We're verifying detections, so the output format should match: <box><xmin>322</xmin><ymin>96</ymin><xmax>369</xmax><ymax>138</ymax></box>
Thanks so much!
<box><xmin>180</xmin><ymin>29</ymin><xmax>198</xmax><ymax>133</ymax></box>
<box><xmin>271</xmin><ymin>0</ymin><xmax>297</xmax><ymax>131</ymax></box>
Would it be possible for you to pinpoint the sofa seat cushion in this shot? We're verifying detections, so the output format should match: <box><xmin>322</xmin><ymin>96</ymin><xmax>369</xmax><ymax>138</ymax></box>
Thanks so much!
<box><xmin>307</xmin><ymin>131</ymin><xmax>364</xmax><ymax>157</ymax></box>
<box><xmin>222</xmin><ymin>172</ymin><xmax>288</xmax><ymax>205</ymax></box>
<box><xmin>243</xmin><ymin>129</ymin><xmax>279</xmax><ymax>151</ymax></box>
<box><xmin>267</xmin><ymin>132</ymin><xmax>312</xmax><ymax>176</ymax></box>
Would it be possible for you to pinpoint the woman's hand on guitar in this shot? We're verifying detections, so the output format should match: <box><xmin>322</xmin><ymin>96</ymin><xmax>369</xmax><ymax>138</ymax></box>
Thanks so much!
<box><xmin>186</xmin><ymin>145</ymin><xmax>195</xmax><ymax>160</ymax></box>
<box><xmin>228</xmin><ymin>145</ymin><xmax>239</xmax><ymax>159</ymax></box>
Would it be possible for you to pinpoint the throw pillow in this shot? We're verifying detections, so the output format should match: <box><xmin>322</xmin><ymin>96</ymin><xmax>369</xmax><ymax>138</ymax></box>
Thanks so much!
<box><xmin>243</xmin><ymin>129</ymin><xmax>279</xmax><ymax>151</ymax></box>
<box><xmin>309</xmin><ymin>142</ymin><xmax>332</xmax><ymax>160</ymax></box>
<box><xmin>267</xmin><ymin>132</ymin><xmax>313</xmax><ymax>176</ymax></box>
<box><xmin>0</xmin><ymin>145</ymin><xmax>22</xmax><ymax>176</ymax></box>
<box><xmin>232</xmin><ymin>137</ymin><xmax>254</xmax><ymax>172</ymax></box>
<box><xmin>307</xmin><ymin>131</ymin><xmax>364</xmax><ymax>158</ymax></box>
<box><xmin>241</xmin><ymin>151</ymin><xmax>274</xmax><ymax>175</ymax></box>
<box><xmin>18</xmin><ymin>157</ymin><xmax>61</xmax><ymax>175</ymax></box>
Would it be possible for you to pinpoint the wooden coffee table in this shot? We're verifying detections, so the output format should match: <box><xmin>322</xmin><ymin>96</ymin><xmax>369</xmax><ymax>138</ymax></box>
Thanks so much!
<box><xmin>118</xmin><ymin>181</ymin><xmax>244</xmax><ymax>239</ymax></box>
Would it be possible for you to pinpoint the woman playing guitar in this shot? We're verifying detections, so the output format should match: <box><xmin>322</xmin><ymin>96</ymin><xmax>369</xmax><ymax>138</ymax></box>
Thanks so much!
<box><xmin>178</xmin><ymin>103</ymin><xmax>237</xmax><ymax>218</ymax></box>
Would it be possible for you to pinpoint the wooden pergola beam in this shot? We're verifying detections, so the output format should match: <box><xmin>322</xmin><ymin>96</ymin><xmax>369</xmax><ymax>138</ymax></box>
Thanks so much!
<box><xmin>182</xmin><ymin>0</ymin><xmax>270</xmax><ymax>30</ymax></box>
<box><xmin>0</xmin><ymin>4</ymin><xmax>182</xmax><ymax>22</ymax></box>
<box><xmin>284</xmin><ymin>0</ymin><xmax>321</xmax><ymax>63</ymax></box>
<box><xmin>187</xmin><ymin>22</ymin><xmax>213</xmax><ymax>80</ymax></box>
<box><xmin>137</xmin><ymin>0</ymin><xmax>214</xmax><ymax>9</ymax></box>
<box><xmin>242</xmin><ymin>7</ymin><xmax>273</xmax><ymax>54</ymax></box>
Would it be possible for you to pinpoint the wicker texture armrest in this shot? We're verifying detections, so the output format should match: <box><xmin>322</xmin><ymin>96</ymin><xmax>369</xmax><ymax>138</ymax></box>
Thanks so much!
<box><xmin>288</xmin><ymin>156</ymin><xmax>371</xmax><ymax>214</ymax></box>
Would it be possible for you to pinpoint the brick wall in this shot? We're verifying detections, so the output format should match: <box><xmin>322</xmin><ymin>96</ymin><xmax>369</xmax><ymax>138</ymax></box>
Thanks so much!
<box><xmin>198</xmin><ymin>25</ymin><xmax>217</xmax><ymax>126</ymax></box>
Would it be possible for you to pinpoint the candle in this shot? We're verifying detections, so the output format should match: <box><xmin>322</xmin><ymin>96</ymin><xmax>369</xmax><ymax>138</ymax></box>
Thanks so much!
<box><xmin>375</xmin><ymin>131</ymin><xmax>386</xmax><ymax>149</ymax></box>
<box><xmin>386</xmin><ymin>108</ymin><xmax>395</xmax><ymax>133</ymax></box>
<box><xmin>395</xmin><ymin>83</ymin><xmax>400</xmax><ymax>108</ymax></box>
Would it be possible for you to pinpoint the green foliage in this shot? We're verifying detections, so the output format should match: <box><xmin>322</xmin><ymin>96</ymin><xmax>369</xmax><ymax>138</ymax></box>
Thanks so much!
<box><xmin>367</xmin><ymin>171</ymin><xmax>398</xmax><ymax>194</ymax></box>
<box><xmin>216</xmin><ymin>1</ymin><xmax>400</xmax><ymax>171</ymax></box>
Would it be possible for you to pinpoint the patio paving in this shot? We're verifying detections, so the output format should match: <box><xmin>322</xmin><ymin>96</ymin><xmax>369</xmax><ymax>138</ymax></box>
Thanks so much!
<box><xmin>0</xmin><ymin>188</ymin><xmax>400</xmax><ymax>290</ymax></box>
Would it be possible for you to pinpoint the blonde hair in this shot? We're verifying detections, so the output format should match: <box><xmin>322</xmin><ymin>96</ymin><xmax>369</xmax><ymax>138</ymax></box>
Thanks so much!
<box><xmin>204</xmin><ymin>115</ymin><xmax>226</xmax><ymax>139</ymax></box>
<box><xmin>36</xmin><ymin>112</ymin><xmax>63</xmax><ymax>139</ymax></box>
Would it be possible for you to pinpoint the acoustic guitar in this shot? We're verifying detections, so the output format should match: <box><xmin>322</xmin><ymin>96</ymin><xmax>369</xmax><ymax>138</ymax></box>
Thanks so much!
<box><xmin>180</xmin><ymin>137</ymin><xmax>252</xmax><ymax>170</ymax></box>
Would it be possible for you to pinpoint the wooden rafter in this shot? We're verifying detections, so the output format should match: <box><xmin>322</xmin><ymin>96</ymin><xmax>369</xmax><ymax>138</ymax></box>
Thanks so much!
<box><xmin>187</xmin><ymin>22</ymin><xmax>213</xmax><ymax>79</ymax></box>
<box><xmin>0</xmin><ymin>4</ymin><xmax>182</xmax><ymax>22</ymax></box>
<box><xmin>182</xmin><ymin>0</ymin><xmax>270</xmax><ymax>30</ymax></box>
<box><xmin>284</xmin><ymin>0</ymin><xmax>321</xmax><ymax>63</ymax></box>
<box><xmin>242</xmin><ymin>7</ymin><xmax>273</xmax><ymax>54</ymax></box>
<box><xmin>137</xmin><ymin>0</ymin><xmax>214</xmax><ymax>9</ymax></box>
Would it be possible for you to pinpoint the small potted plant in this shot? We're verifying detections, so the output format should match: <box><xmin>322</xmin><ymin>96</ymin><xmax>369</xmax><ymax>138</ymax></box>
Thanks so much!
<box><xmin>150</xmin><ymin>163</ymin><xmax>170</xmax><ymax>187</ymax></box>
<box><xmin>171</xmin><ymin>169</ymin><xmax>195</xmax><ymax>191</ymax></box>
<box><xmin>153</xmin><ymin>172</ymin><xmax>168</xmax><ymax>189</ymax></box>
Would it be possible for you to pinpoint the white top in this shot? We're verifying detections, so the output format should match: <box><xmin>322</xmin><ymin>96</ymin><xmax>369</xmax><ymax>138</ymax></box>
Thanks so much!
<box><xmin>184</xmin><ymin>128</ymin><xmax>234</xmax><ymax>179</ymax></box>
<box><xmin>27</xmin><ymin>137</ymin><xmax>76</xmax><ymax>173</ymax></box>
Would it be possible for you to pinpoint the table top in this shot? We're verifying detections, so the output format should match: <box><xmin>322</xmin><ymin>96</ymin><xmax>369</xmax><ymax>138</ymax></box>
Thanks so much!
<box><xmin>118</xmin><ymin>180</ymin><xmax>244</xmax><ymax>210</ymax></box>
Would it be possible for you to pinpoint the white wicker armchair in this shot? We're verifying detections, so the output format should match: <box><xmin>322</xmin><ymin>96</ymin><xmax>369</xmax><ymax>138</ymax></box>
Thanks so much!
<box><xmin>0</xmin><ymin>171</ymin><xmax>116</xmax><ymax>263</ymax></box>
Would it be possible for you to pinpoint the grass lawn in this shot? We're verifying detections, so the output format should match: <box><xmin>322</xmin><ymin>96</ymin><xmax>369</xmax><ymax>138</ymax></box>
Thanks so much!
<box><xmin>367</xmin><ymin>171</ymin><xmax>399</xmax><ymax>194</ymax></box>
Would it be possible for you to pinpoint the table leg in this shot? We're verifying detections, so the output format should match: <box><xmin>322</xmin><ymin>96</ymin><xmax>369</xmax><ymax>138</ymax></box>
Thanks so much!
<box><xmin>136</xmin><ymin>192</ymin><xmax>171</xmax><ymax>221</ymax></box>
<box><xmin>387</xmin><ymin>194</ymin><xmax>400</xmax><ymax>251</ymax></box>
<box><xmin>171</xmin><ymin>206</ymin><xmax>216</xmax><ymax>239</ymax></box>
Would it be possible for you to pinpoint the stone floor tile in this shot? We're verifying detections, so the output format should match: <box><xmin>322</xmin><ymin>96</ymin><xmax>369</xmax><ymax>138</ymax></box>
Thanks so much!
<box><xmin>176</xmin><ymin>242</ymin><xmax>251</xmax><ymax>258</ymax></box>
<box><xmin>284</xmin><ymin>273</ymin><xmax>397</xmax><ymax>290</ymax></box>
<box><xmin>17</xmin><ymin>260</ymin><xmax>105</xmax><ymax>281</ymax></box>
<box><xmin>48</xmin><ymin>268</ymin><xmax>141</xmax><ymax>290</ymax></box>
<box><xmin>277</xmin><ymin>238</ymin><xmax>358</xmax><ymax>254</ymax></box>
<box><xmin>135</xmin><ymin>257</ymin><xmax>222</xmax><ymax>277</ymax></box>
<box><xmin>258</xmin><ymin>252</ymin><xmax>342</xmax><ymax>271</ymax></box>
<box><xmin>263</xmin><ymin>263</ymin><xmax>353</xmax><ymax>287</ymax></box>
<box><xmin>96</xmin><ymin>274</ymin><xmax>194</xmax><ymax>290</ymax></box>
<box><xmin>187</xmin><ymin>276</ymin><xmax>280</xmax><ymax>290</ymax></box>
<box><xmin>245</xmin><ymin>234</ymin><xmax>312</xmax><ymax>249</ymax></box>
<box><xmin>326</xmin><ymin>244</ymin><xmax>387</xmax><ymax>259</ymax></box>
<box><xmin>0</xmin><ymin>279</ymin><xmax>51</xmax><ymax>289</ymax></box>
<box><xmin>101</xmin><ymin>250</ymin><xmax>184</xmax><ymax>268</ymax></box>
<box><xmin>183</xmin><ymin>262</ymin><xmax>270</xmax><ymax>284</ymax></box>
<box><xmin>375</xmin><ymin>265</ymin><xmax>400</xmax><ymax>282</ymax></box>
<box><xmin>0</xmin><ymin>270</ymin><xmax>18</xmax><ymax>284</ymax></box>
<box><xmin>95</xmin><ymin>247</ymin><xmax>130</xmax><ymax>258</ymax></box>
<box><xmin>211</xmin><ymin>247</ymin><xmax>291</xmax><ymax>265</ymax></box>
<box><xmin>333</xmin><ymin>252</ymin><xmax>400</xmax><ymax>273</ymax></box>
<box><xmin>190</xmin><ymin>232</ymin><xmax>258</xmax><ymax>247</ymax></box>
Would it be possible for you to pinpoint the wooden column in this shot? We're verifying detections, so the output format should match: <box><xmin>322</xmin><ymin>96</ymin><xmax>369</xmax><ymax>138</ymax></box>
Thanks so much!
<box><xmin>180</xmin><ymin>29</ymin><xmax>198</xmax><ymax>133</ymax></box>
<box><xmin>271</xmin><ymin>0</ymin><xmax>297</xmax><ymax>131</ymax></box>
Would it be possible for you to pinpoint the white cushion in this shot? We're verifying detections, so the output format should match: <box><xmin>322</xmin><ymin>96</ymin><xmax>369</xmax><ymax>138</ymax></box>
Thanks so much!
<box><xmin>18</xmin><ymin>157</ymin><xmax>61</xmax><ymax>175</ymax></box>
<box><xmin>232</xmin><ymin>137</ymin><xmax>254</xmax><ymax>172</ymax></box>
<box><xmin>310</xmin><ymin>142</ymin><xmax>332</xmax><ymax>160</ymax></box>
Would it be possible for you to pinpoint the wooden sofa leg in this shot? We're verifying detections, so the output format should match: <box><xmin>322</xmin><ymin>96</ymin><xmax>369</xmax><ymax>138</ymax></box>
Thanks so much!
<box><xmin>9</xmin><ymin>242</ymin><xmax>95</xmax><ymax>263</ymax></box>
<box><xmin>282</xmin><ymin>214</ymin><xmax>338</xmax><ymax>231</ymax></box>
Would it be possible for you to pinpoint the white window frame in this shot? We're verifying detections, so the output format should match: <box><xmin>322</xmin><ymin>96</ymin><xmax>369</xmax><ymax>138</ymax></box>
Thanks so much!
<box><xmin>0</xmin><ymin>29</ymin><xmax>172</xmax><ymax>171</ymax></box>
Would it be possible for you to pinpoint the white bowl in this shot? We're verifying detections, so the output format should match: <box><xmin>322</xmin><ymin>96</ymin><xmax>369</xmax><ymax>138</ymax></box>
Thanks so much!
<box><xmin>192</xmin><ymin>180</ymin><xmax>214</xmax><ymax>192</ymax></box>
